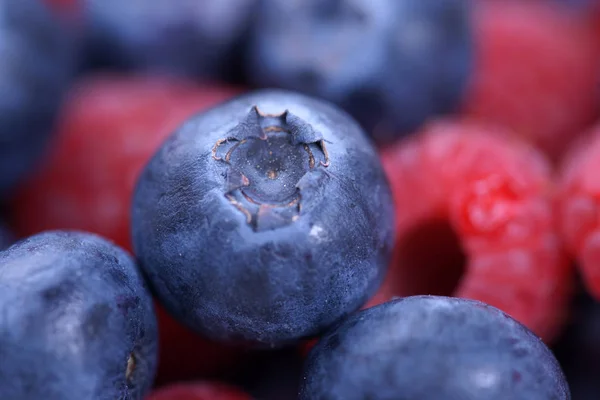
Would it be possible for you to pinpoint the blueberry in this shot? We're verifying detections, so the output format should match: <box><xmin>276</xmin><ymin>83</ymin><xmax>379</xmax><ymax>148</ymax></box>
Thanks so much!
<box><xmin>300</xmin><ymin>296</ymin><xmax>570</xmax><ymax>400</ymax></box>
<box><xmin>246</xmin><ymin>0</ymin><xmax>473</xmax><ymax>144</ymax></box>
<box><xmin>132</xmin><ymin>89</ymin><xmax>394</xmax><ymax>347</ymax></box>
<box><xmin>83</xmin><ymin>0</ymin><xmax>256</xmax><ymax>79</ymax></box>
<box><xmin>0</xmin><ymin>231</ymin><xmax>158</xmax><ymax>400</ymax></box>
<box><xmin>0</xmin><ymin>0</ymin><xmax>75</xmax><ymax>196</ymax></box>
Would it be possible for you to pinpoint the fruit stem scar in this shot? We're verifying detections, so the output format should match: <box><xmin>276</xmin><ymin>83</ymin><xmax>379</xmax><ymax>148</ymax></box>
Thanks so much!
<box><xmin>254</xmin><ymin>105</ymin><xmax>285</xmax><ymax>118</ymax></box>
<box><xmin>319</xmin><ymin>140</ymin><xmax>330</xmax><ymax>167</ymax></box>
<box><xmin>225</xmin><ymin>139</ymin><xmax>246</xmax><ymax>163</ymax></box>
<box><xmin>303</xmin><ymin>144</ymin><xmax>315</xmax><ymax>169</ymax></box>
<box><xmin>213</xmin><ymin>105</ymin><xmax>331</xmax><ymax>231</ymax></box>
<box><xmin>285</xmin><ymin>196</ymin><xmax>300</xmax><ymax>207</ymax></box>
<box><xmin>264</xmin><ymin>126</ymin><xmax>285</xmax><ymax>132</ymax></box>
<box><xmin>212</xmin><ymin>138</ymin><xmax>230</xmax><ymax>161</ymax></box>
<box><xmin>126</xmin><ymin>353</ymin><xmax>136</xmax><ymax>381</ymax></box>
<box><xmin>225</xmin><ymin>193</ymin><xmax>252</xmax><ymax>223</ymax></box>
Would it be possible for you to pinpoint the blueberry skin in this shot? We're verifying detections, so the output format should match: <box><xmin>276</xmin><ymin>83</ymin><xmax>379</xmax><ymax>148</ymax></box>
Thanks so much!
<box><xmin>83</xmin><ymin>0</ymin><xmax>256</xmax><ymax>78</ymax></box>
<box><xmin>132</xmin><ymin>89</ymin><xmax>394</xmax><ymax>347</ymax></box>
<box><xmin>0</xmin><ymin>0</ymin><xmax>75</xmax><ymax>196</ymax></box>
<box><xmin>0</xmin><ymin>231</ymin><xmax>158</xmax><ymax>400</ymax></box>
<box><xmin>246</xmin><ymin>0</ymin><xmax>473</xmax><ymax>143</ymax></box>
<box><xmin>300</xmin><ymin>296</ymin><xmax>570</xmax><ymax>400</ymax></box>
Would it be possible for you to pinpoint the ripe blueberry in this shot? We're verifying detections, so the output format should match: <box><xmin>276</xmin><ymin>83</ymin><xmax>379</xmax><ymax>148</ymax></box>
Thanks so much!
<box><xmin>300</xmin><ymin>296</ymin><xmax>570</xmax><ymax>400</ymax></box>
<box><xmin>0</xmin><ymin>0</ymin><xmax>75</xmax><ymax>196</ymax></box>
<box><xmin>83</xmin><ymin>0</ymin><xmax>256</xmax><ymax>79</ymax></box>
<box><xmin>246</xmin><ymin>0</ymin><xmax>473</xmax><ymax>143</ymax></box>
<box><xmin>132</xmin><ymin>89</ymin><xmax>394</xmax><ymax>347</ymax></box>
<box><xmin>0</xmin><ymin>231</ymin><xmax>158</xmax><ymax>400</ymax></box>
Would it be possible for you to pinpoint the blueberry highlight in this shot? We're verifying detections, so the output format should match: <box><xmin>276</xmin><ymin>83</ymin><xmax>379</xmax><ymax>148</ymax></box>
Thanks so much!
<box><xmin>247</xmin><ymin>0</ymin><xmax>473</xmax><ymax>143</ymax></box>
<box><xmin>0</xmin><ymin>0</ymin><xmax>75</xmax><ymax>196</ymax></box>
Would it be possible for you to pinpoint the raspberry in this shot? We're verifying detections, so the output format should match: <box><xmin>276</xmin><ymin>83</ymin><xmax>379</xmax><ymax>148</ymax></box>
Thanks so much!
<box><xmin>8</xmin><ymin>74</ymin><xmax>242</xmax><ymax>383</ymax></box>
<box><xmin>373</xmin><ymin>120</ymin><xmax>572</xmax><ymax>343</ymax></box>
<box><xmin>10</xmin><ymin>74</ymin><xmax>239</xmax><ymax>250</ymax></box>
<box><xmin>557</xmin><ymin>123</ymin><xmax>600</xmax><ymax>299</ymax></box>
<box><xmin>146</xmin><ymin>382</ymin><xmax>251</xmax><ymax>400</ymax></box>
<box><xmin>462</xmin><ymin>0</ymin><xmax>599</xmax><ymax>161</ymax></box>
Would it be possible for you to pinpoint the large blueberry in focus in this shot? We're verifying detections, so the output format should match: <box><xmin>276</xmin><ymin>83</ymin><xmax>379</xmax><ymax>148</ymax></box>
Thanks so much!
<box><xmin>0</xmin><ymin>231</ymin><xmax>158</xmax><ymax>400</ymax></box>
<box><xmin>132</xmin><ymin>89</ymin><xmax>394</xmax><ymax>347</ymax></box>
<box><xmin>300</xmin><ymin>296</ymin><xmax>570</xmax><ymax>400</ymax></box>
<box><xmin>0</xmin><ymin>0</ymin><xmax>75</xmax><ymax>196</ymax></box>
<box><xmin>83</xmin><ymin>0</ymin><xmax>256</xmax><ymax>78</ymax></box>
<box><xmin>247</xmin><ymin>0</ymin><xmax>473</xmax><ymax>144</ymax></box>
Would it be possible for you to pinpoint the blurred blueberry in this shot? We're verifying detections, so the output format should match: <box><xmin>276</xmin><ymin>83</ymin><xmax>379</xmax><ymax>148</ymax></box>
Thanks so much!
<box><xmin>247</xmin><ymin>0</ymin><xmax>473</xmax><ymax>144</ymax></box>
<box><xmin>83</xmin><ymin>0</ymin><xmax>256</xmax><ymax>80</ymax></box>
<box><xmin>0</xmin><ymin>0</ymin><xmax>76</xmax><ymax>196</ymax></box>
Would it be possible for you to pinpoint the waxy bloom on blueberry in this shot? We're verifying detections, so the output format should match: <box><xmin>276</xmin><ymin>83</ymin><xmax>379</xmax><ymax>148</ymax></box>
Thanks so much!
<box><xmin>0</xmin><ymin>231</ymin><xmax>158</xmax><ymax>400</ymax></box>
<box><xmin>132</xmin><ymin>90</ymin><xmax>395</xmax><ymax>347</ymax></box>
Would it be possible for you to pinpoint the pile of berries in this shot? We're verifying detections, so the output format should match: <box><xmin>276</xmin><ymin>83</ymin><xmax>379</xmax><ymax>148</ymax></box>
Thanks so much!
<box><xmin>1</xmin><ymin>0</ymin><xmax>600</xmax><ymax>398</ymax></box>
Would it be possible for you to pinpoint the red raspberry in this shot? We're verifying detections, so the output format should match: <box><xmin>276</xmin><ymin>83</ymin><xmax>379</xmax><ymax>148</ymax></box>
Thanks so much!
<box><xmin>462</xmin><ymin>0</ymin><xmax>600</xmax><ymax>161</ymax></box>
<box><xmin>557</xmin><ymin>123</ymin><xmax>600</xmax><ymax>299</ymax></box>
<box><xmin>373</xmin><ymin>120</ymin><xmax>572</xmax><ymax>343</ymax></box>
<box><xmin>146</xmin><ymin>382</ymin><xmax>251</xmax><ymax>400</ymax></box>
<box><xmin>9</xmin><ymin>74</ymin><xmax>243</xmax><ymax>383</ymax></box>
<box><xmin>11</xmin><ymin>74</ymin><xmax>239</xmax><ymax>250</ymax></box>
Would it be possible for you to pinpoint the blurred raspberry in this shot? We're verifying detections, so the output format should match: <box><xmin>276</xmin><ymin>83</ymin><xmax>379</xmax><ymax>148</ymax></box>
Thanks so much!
<box><xmin>11</xmin><ymin>74</ymin><xmax>239</xmax><ymax>250</ymax></box>
<box><xmin>373</xmin><ymin>120</ymin><xmax>572</xmax><ymax>343</ymax></box>
<box><xmin>462</xmin><ymin>0</ymin><xmax>600</xmax><ymax>161</ymax></box>
<box><xmin>557</xmin><ymin>122</ymin><xmax>600</xmax><ymax>299</ymax></box>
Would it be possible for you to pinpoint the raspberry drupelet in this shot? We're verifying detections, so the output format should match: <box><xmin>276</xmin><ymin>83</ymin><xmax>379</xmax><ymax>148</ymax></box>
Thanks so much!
<box><xmin>375</xmin><ymin>120</ymin><xmax>572</xmax><ymax>343</ymax></box>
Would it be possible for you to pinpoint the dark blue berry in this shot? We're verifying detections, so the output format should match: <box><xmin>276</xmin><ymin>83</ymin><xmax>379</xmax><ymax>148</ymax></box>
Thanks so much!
<box><xmin>246</xmin><ymin>0</ymin><xmax>473</xmax><ymax>144</ymax></box>
<box><xmin>0</xmin><ymin>231</ymin><xmax>158</xmax><ymax>400</ymax></box>
<box><xmin>0</xmin><ymin>0</ymin><xmax>75</xmax><ymax>196</ymax></box>
<box><xmin>83</xmin><ymin>0</ymin><xmax>256</xmax><ymax>79</ymax></box>
<box><xmin>300</xmin><ymin>296</ymin><xmax>570</xmax><ymax>400</ymax></box>
<box><xmin>132</xmin><ymin>89</ymin><xmax>394</xmax><ymax>347</ymax></box>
